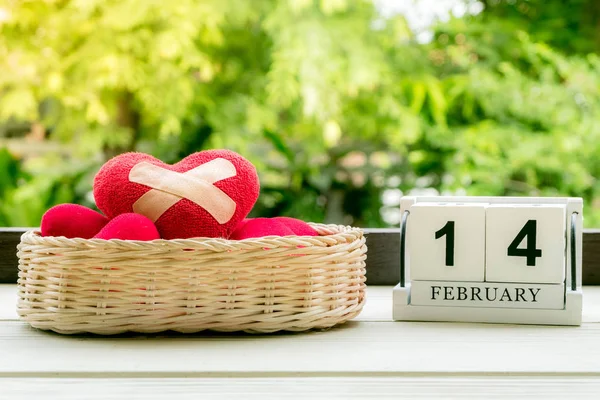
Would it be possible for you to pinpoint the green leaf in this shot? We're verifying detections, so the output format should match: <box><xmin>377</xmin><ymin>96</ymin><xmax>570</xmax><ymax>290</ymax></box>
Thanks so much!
<box><xmin>264</xmin><ymin>129</ymin><xmax>295</xmax><ymax>162</ymax></box>
<box><xmin>425</xmin><ymin>77</ymin><xmax>447</xmax><ymax>128</ymax></box>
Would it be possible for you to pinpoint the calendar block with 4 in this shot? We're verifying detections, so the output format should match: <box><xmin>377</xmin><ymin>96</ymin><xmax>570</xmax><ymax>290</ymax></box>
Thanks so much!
<box><xmin>485</xmin><ymin>204</ymin><xmax>566</xmax><ymax>284</ymax></box>
<box><xmin>393</xmin><ymin>196</ymin><xmax>583</xmax><ymax>326</ymax></box>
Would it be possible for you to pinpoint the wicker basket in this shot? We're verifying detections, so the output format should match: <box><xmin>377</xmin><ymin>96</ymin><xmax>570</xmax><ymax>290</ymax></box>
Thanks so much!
<box><xmin>16</xmin><ymin>223</ymin><xmax>367</xmax><ymax>334</ymax></box>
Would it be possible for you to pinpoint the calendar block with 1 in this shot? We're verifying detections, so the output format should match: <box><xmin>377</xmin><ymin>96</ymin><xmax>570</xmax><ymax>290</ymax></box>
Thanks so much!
<box><xmin>407</xmin><ymin>203</ymin><xmax>486</xmax><ymax>282</ymax></box>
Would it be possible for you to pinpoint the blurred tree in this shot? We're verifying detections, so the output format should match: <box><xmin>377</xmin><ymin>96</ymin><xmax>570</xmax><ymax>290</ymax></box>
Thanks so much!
<box><xmin>425</xmin><ymin>1</ymin><xmax>600</xmax><ymax>224</ymax></box>
<box><xmin>0</xmin><ymin>0</ymin><xmax>599</xmax><ymax>227</ymax></box>
<box><xmin>480</xmin><ymin>0</ymin><xmax>600</xmax><ymax>54</ymax></box>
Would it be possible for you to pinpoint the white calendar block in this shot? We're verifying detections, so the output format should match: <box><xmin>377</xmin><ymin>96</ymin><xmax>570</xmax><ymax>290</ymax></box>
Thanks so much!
<box><xmin>485</xmin><ymin>204</ymin><xmax>566</xmax><ymax>284</ymax></box>
<box><xmin>394</xmin><ymin>196</ymin><xmax>583</xmax><ymax>326</ymax></box>
<box><xmin>408</xmin><ymin>202</ymin><xmax>486</xmax><ymax>282</ymax></box>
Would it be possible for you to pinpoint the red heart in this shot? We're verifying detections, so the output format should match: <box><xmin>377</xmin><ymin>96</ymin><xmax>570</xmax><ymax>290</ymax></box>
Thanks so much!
<box><xmin>93</xmin><ymin>150</ymin><xmax>260</xmax><ymax>239</ymax></box>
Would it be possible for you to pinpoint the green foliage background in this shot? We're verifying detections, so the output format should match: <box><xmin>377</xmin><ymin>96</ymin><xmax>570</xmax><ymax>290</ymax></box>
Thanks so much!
<box><xmin>1</xmin><ymin>0</ymin><xmax>599</xmax><ymax>227</ymax></box>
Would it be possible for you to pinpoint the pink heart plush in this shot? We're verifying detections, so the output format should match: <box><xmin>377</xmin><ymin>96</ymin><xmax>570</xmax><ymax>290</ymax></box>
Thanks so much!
<box><xmin>230</xmin><ymin>217</ymin><xmax>318</xmax><ymax>240</ymax></box>
<box><xmin>230</xmin><ymin>218</ymin><xmax>294</xmax><ymax>240</ymax></box>
<box><xmin>272</xmin><ymin>217</ymin><xmax>319</xmax><ymax>236</ymax></box>
<box><xmin>93</xmin><ymin>150</ymin><xmax>260</xmax><ymax>239</ymax></box>
<box><xmin>93</xmin><ymin>213</ymin><xmax>160</xmax><ymax>241</ymax></box>
<box><xmin>41</xmin><ymin>204</ymin><xmax>109</xmax><ymax>239</ymax></box>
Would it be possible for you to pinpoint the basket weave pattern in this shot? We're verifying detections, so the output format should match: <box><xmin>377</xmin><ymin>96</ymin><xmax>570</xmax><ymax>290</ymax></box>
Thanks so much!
<box><xmin>17</xmin><ymin>224</ymin><xmax>367</xmax><ymax>334</ymax></box>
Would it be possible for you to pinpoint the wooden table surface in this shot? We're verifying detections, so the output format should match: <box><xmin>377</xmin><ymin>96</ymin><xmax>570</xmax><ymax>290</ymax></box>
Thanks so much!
<box><xmin>2</xmin><ymin>284</ymin><xmax>600</xmax><ymax>399</ymax></box>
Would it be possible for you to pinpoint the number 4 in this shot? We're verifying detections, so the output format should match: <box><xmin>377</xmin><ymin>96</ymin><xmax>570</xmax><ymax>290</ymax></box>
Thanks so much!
<box><xmin>507</xmin><ymin>220</ymin><xmax>542</xmax><ymax>266</ymax></box>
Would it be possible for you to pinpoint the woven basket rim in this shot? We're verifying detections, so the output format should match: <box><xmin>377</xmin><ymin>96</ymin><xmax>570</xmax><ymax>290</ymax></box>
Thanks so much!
<box><xmin>19</xmin><ymin>223</ymin><xmax>363</xmax><ymax>252</ymax></box>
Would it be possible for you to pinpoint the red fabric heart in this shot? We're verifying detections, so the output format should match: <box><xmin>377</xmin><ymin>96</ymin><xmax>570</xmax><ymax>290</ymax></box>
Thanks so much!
<box><xmin>93</xmin><ymin>150</ymin><xmax>260</xmax><ymax>239</ymax></box>
<box><xmin>41</xmin><ymin>204</ymin><xmax>109</xmax><ymax>239</ymax></box>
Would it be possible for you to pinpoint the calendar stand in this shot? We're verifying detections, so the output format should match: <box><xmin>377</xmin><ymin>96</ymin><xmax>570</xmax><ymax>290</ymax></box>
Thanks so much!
<box><xmin>392</xmin><ymin>196</ymin><xmax>583</xmax><ymax>326</ymax></box>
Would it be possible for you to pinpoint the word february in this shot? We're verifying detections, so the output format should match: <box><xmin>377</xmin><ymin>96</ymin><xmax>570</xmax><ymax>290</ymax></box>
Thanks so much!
<box><xmin>431</xmin><ymin>286</ymin><xmax>540</xmax><ymax>303</ymax></box>
<box><xmin>410</xmin><ymin>281</ymin><xmax>565</xmax><ymax>310</ymax></box>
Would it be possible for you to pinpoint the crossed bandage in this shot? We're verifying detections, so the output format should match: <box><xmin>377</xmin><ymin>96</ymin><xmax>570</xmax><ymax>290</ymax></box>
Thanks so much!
<box><xmin>128</xmin><ymin>158</ymin><xmax>237</xmax><ymax>224</ymax></box>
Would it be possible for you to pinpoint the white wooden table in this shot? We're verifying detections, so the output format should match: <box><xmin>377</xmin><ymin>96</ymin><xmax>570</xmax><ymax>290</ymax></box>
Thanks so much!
<box><xmin>2</xmin><ymin>285</ymin><xmax>600</xmax><ymax>399</ymax></box>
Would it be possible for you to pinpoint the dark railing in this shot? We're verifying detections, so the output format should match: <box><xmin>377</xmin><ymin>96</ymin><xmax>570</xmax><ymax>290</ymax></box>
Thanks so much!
<box><xmin>1</xmin><ymin>228</ymin><xmax>599</xmax><ymax>285</ymax></box>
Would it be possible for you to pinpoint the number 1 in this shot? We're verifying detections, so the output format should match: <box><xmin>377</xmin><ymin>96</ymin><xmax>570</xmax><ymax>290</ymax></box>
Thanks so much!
<box><xmin>435</xmin><ymin>221</ymin><xmax>455</xmax><ymax>266</ymax></box>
